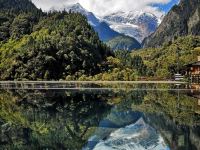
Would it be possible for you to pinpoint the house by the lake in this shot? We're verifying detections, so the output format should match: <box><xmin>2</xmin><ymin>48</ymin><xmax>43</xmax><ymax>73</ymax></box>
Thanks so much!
<box><xmin>185</xmin><ymin>56</ymin><xmax>200</xmax><ymax>83</ymax></box>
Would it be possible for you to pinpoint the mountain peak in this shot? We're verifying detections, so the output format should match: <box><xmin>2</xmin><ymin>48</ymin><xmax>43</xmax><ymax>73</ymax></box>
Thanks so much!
<box><xmin>69</xmin><ymin>3</ymin><xmax>84</xmax><ymax>9</ymax></box>
<box><xmin>102</xmin><ymin>11</ymin><xmax>159</xmax><ymax>42</ymax></box>
<box><xmin>65</xmin><ymin>3</ymin><xmax>86</xmax><ymax>13</ymax></box>
<box><xmin>49</xmin><ymin>3</ymin><xmax>87</xmax><ymax>14</ymax></box>
<box><xmin>73</xmin><ymin>2</ymin><xmax>82</xmax><ymax>7</ymax></box>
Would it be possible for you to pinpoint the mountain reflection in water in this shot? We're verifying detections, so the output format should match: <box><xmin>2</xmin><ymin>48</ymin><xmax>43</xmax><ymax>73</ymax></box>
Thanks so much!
<box><xmin>0</xmin><ymin>83</ymin><xmax>199</xmax><ymax>150</ymax></box>
<box><xmin>86</xmin><ymin>118</ymin><xmax>168</xmax><ymax>150</ymax></box>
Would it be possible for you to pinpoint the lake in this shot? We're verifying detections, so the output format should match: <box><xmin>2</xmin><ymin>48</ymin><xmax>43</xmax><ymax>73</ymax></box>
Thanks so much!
<box><xmin>0</xmin><ymin>82</ymin><xmax>200</xmax><ymax>150</ymax></box>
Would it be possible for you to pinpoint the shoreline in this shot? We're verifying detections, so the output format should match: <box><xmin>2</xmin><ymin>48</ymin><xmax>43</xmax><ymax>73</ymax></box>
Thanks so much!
<box><xmin>0</xmin><ymin>80</ymin><xmax>186</xmax><ymax>84</ymax></box>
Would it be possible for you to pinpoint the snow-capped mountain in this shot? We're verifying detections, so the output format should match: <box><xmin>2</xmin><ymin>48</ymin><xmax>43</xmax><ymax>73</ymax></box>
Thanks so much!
<box><xmin>102</xmin><ymin>11</ymin><xmax>160</xmax><ymax>43</ymax></box>
<box><xmin>93</xmin><ymin>118</ymin><xmax>168</xmax><ymax>150</ymax></box>
<box><xmin>51</xmin><ymin>3</ymin><xmax>100</xmax><ymax>26</ymax></box>
<box><xmin>50</xmin><ymin>3</ymin><xmax>161</xmax><ymax>45</ymax></box>
<box><xmin>50</xmin><ymin>3</ymin><xmax>142</xmax><ymax>50</ymax></box>
<box><xmin>52</xmin><ymin>3</ymin><xmax>123</xmax><ymax>42</ymax></box>
<box><xmin>82</xmin><ymin>102</ymin><xmax>167</xmax><ymax>149</ymax></box>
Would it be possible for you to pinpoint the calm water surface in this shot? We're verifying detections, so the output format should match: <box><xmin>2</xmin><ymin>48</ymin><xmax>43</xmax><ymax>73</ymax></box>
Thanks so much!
<box><xmin>0</xmin><ymin>83</ymin><xmax>200</xmax><ymax>150</ymax></box>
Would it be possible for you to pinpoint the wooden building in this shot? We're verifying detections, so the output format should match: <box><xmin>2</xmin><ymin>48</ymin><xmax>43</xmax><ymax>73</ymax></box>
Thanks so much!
<box><xmin>185</xmin><ymin>56</ymin><xmax>200</xmax><ymax>83</ymax></box>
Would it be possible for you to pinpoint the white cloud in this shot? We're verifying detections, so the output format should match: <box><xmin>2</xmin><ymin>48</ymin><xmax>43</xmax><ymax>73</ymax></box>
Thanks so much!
<box><xmin>80</xmin><ymin>0</ymin><xmax>171</xmax><ymax>17</ymax></box>
<box><xmin>31</xmin><ymin>0</ymin><xmax>79</xmax><ymax>11</ymax></box>
<box><xmin>31</xmin><ymin>0</ymin><xmax>173</xmax><ymax>17</ymax></box>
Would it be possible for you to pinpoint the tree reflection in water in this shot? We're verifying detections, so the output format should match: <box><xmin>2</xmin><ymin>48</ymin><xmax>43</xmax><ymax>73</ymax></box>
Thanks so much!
<box><xmin>0</xmin><ymin>90</ymin><xmax>112</xmax><ymax>149</ymax></box>
<box><xmin>0</xmin><ymin>84</ymin><xmax>199</xmax><ymax>150</ymax></box>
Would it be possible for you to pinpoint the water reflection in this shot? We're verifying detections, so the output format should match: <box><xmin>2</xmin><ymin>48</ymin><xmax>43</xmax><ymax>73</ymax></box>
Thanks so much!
<box><xmin>0</xmin><ymin>90</ymin><xmax>112</xmax><ymax>149</ymax></box>
<box><xmin>0</xmin><ymin>83</ymin><xmax>199</xmax><ymax>150</ymax></box>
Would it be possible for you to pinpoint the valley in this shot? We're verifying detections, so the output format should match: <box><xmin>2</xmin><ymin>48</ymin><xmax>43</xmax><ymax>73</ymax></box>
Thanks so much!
<box><xmin>0</xmin><ymin>0</ymin><xmax>199</xmax><ymax>81</ymax></box>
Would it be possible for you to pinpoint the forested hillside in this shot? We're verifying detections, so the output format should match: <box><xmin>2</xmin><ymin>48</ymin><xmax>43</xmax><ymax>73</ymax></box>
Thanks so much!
<box><xmin>0</xmin><ymin>0</ymin><xmax>111</xmax><ymax>80</ymax></box>
<box><xmin>106</xmin><ymin>35</ymin><xmax>141</xmax><ymax>51</ymax></box>
<box><xmin>0</xmin><ymin>0</ymin><xmax>43</xmax><ymax>41</ymax></box>
<box><xmin>133</xmin><ymin>36</ymin><xmax>200</xmax><ymax>78</ymax></box>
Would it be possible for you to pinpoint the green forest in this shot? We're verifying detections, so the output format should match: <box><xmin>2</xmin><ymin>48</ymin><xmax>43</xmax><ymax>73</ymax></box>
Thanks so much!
<box><xmin>133</xmin><ymin>36</ymin><xmax>200</xmax><ymax>79</ymax></box>
<box><xmin>0</xmin><ymin>0</ymin><xmax>112</xmax><ymax>80</ymax></box>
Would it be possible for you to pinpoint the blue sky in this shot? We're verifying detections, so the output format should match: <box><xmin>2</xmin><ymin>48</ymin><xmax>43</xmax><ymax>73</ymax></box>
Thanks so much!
<box><xmin>154</xmin><ymin>0</ymin><xmax>180</xmax><ymax>13</ymax></box>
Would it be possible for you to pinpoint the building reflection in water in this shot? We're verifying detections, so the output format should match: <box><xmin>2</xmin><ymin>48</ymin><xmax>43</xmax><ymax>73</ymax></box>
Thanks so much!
<box><xmin>184</xmin><ymin>83</ymin><xmax>200</xmax><ymax>115</ymax></box>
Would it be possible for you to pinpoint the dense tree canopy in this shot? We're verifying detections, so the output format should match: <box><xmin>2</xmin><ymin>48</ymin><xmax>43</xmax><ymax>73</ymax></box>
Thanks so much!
<box><xmin>0</xmin><ymin>0</ymin><xmax>111</xmax><ymax>80</ymax></box>
<box><xmin>0</xmin><ymin>0</ymin><xmax>43</xmax><ymax>42</ymax></box>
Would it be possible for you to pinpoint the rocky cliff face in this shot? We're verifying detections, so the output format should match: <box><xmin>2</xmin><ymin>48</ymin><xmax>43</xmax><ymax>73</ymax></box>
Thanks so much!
<box><xmin>143</xmin><ymin>0</ymin><xmax>200</xmax><ymax>48</ymax></box>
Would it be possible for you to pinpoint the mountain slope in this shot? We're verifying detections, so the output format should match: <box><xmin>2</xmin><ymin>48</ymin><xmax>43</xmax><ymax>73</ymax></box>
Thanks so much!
<box><xmin>60</xmin><ymin>3</ymin><xmax>142</xmax><ymax>48</ymax></box>
<box><xmin>102</xmin><ymin>11</ymin><xmax>159</xmax><ymax>43</ymax></box>
<box><xmin>106</xmin><ymin>35</ymin><xmax>141</xmax><ymax>51</ymax></box>
<box><xmin>0</xmin><ymin>0</ymin><xmax>43</xmax><ymax>41</ymax></box>
<box><xmin>143</xmin><ymin>0</ymin><xmax>200</xmax><ymax>48</ymax></box>
<box><xmin>0</xmin><ymin>0</ymin><xmax>41</xmax><ymax>13</ymax></box>
<box><xmin>93</xmin><ymin>22</ymin><xmax>120</xmax><ymax>42</ymax></box>
<box><xmin>133</xmin><ymin>36</ymin><xmax>200</xmax><ymax>78</ymax></box>
<box><xmin>52</xmin><ymin>3</ymin><xmax>120</xmax><ymax>42</ymax></box>
<box><xmin>56</xmin><ymin>3</ymin><xmax>100</xmax><ymax>26</ymax></box>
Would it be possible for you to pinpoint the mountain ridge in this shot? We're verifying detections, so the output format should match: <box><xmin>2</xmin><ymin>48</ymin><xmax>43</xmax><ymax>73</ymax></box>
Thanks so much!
<box><xmin>102</xmin><ymin>11</ymin><xmax>160</xmax><ymax>43</ymax></box>
<box><xmin>143</xmin><ymin>0</ymin><xmax>200</xmax><ymax>48</ymax></box>
<box><xmin>51</xmin><ymin>3</ymin><xmax>100</xmax><ymax>27</ymax></box>
<box><xmin>55</xmin><ymin>3</ymin><xmax>141</xmax><ymax>50</ymax></box>
<box><xmin>50</xmin><ymin>3</ymin><xmax>121</xmax><ymax>42</ymax></box>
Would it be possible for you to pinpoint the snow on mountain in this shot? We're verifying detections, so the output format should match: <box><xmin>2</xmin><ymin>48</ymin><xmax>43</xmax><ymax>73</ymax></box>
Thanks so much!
<box><xmin>51</xmin><ymin>3</ymin><xmax>123</xmax><ymax>42</ymax></box>
<box><xmin>102</xmin><ymin>11</ymin><xmax>160</xmax><ymax>43</ymax></box>
<box><xmin>51</xmin><ymin>3</ymin><xmax>100</xmax><ymax>27</ymax></box>
<box><xmin>50</xmin><ymin>3</ymin><xmax>157</xmax><ymax>48</ymax></box>
<box><xmin>50</xmin><ymin>3</ymin><xmax>161</xmax><ymax>43</ymax></box>
<box><xmin>93</xmin><ymin>118</ymin><xmax>168</xmax><ymax>150</ymax></box>
<box><xmin>85</xmin><ymin>117</ymin><xmax>168</xmax><ymax>150</ymax></box>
